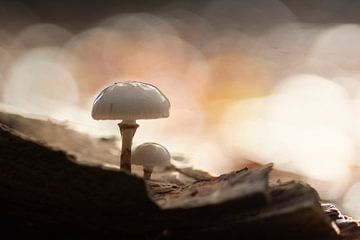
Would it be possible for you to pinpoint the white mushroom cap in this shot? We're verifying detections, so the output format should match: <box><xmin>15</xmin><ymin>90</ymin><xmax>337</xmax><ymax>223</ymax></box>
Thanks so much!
<box><xmin>91</xmin><ymin>81</ymin><xmax>170</xmax><ymax>120</ymax></box>
<box><xmin>132</xmin><ymin>143</ymin><xmax>171</xmax><ymax>167</ymax></box>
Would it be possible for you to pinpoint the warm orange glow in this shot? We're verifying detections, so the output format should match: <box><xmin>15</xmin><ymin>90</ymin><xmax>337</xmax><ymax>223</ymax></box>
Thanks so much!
<box><xmin>0</xmin><ymin>2</ymin><xmax>360</xmax><ymax>212</ymax></box>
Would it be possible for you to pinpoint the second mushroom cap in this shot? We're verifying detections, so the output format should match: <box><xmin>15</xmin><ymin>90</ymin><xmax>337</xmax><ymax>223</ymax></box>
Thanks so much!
<box><xmin>132</xmin><ymin>143</ymin><xmax>171</xmax><ymax>167</ymax></box>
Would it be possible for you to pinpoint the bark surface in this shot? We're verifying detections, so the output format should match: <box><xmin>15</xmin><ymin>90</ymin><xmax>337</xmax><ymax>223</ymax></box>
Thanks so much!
<box><xmin>0</xmin><ymin>115</ymin><xmax>359</xmax><ymax>239</ymax></box>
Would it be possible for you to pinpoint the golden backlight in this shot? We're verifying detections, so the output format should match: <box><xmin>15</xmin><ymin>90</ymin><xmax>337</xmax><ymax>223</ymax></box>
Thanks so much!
<box><xmin>0</xmin><ymin>0</ymin><xmax>360</xmax><ymax>217</ymax></box>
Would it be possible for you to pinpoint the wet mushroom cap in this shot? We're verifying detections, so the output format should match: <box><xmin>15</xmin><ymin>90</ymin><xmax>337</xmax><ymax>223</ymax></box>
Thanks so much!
<box><xmin>91</xmin><ymin>81</ymin><xmax>170</xmax><ymax>120</ymax></box>
<box><xmin>132</xmin><ymin>143</ymin><xmax>171</xmax><ymax>167</ymax></box>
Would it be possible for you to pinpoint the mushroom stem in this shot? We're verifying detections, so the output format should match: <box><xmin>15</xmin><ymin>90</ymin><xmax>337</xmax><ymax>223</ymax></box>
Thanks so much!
<box><xmin>143</xmin><ymin>166</ymin><xmax>154</xmax><ymax>180</ymax></box>
<box><xmin>118</xmin><ymin>120</ymin><xmax>139</xmax><ymax>173</ymax></box>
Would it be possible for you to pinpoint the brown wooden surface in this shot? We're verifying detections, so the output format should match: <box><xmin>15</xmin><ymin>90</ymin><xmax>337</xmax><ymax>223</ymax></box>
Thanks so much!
<box><xmin>0</xmin><ymin>113</ymin><xmax>359</xmax><ymax>239</ymax></box>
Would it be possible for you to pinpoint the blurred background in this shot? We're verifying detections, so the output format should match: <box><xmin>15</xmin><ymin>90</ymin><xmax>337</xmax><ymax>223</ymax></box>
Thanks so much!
<box><xmin>0</xmin><ymin>0</ymin><xmax>359</xmax><ymax>217</ymax></box>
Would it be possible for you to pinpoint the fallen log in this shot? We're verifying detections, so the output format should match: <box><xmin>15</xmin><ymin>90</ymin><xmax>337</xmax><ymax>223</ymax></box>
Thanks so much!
<box><xmin>0</xmin><ymin>122</ymin><xmax>352</xmax><ymax>239</ymax></box>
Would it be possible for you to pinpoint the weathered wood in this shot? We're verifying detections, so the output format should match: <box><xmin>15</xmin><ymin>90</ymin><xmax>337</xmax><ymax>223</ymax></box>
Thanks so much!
<box><xmin>0</xmin><ymin>122</ymin><xmax>343</xmax><ymax>239</ymax></box>
<box><xmin>0</xmin><ymin>124</ymin><xmax>160</xmax><ymax>236</ymax></box>
<box><xmin>322</xmin><ymin>203</ymin><xmax>360</xmax><ymax>240</ymax></box>
<box><xmin>0</xmin><ymin>111</ymin><xmax>206</xmax><ymax>185</ymax></box>
<box><xmin>0</xmin><ymin>111</ymin><xmax>119</xmax><ymax>166</ymax></box>
<box><xmin>152</xmin><ymin>164</ymin><xmax>272</xmax><ymax>209</ymax></box>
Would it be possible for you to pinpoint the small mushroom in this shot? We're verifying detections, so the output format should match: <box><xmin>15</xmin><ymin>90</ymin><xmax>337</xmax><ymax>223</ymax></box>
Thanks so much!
<box><xmin>91</xmin><ymin>81</ymin><xmax>170</xmax><ymax>173</ymax></box>
<box><xmin>132</xmin><ymin>143</ymin><xmax>171</xmax><ymax>180</ymax></box>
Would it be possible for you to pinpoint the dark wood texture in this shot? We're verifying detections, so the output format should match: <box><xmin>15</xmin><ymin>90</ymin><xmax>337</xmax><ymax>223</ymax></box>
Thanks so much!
<box><xmin>0</xmin><ymin>123</ymin><xmax>343</xmax><ymax>239</ymax></box>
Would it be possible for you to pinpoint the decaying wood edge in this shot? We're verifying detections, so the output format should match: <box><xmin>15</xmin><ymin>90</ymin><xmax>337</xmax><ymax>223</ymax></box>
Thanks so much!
<box><xmin>0</xmin><ymin>123</ymin><xmax>344</xmax><ymax>239</ymax></box>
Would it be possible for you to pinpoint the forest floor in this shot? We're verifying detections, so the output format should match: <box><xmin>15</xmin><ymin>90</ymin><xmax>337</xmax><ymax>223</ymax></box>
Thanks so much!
<box><xmin>0</xmin><ymin>111</ymin><xmax>359</xmax><ymax>239</ymax></box>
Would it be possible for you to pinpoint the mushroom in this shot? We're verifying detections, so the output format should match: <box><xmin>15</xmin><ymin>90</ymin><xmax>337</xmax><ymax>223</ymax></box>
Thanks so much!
<box><xmin>91</xmin><ymin>81</ymin><xmax>170</xmax><ymax>173</ymax></box>
<box><xmin>132</xmin><ymin>142</ymin><xmax>171</xmax><ymax>180</ymax></box>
